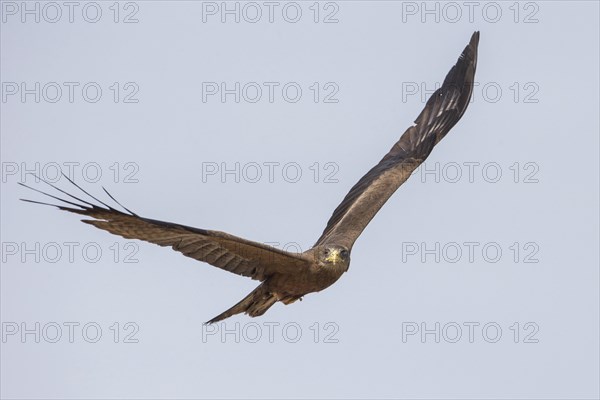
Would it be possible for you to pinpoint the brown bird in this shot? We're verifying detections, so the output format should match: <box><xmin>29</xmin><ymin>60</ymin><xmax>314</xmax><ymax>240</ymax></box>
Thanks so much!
<box><xmin>20</xmin><ymin>32</ymin><xmax>479</xmax><ymax>323</ymax></box>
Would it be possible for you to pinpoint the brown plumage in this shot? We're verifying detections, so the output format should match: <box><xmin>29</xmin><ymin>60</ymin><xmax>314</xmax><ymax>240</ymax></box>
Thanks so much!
<box><xmin>20</xmin><ymin>32</ymin><xmax>480</xmax><ymax>323</ymax></box>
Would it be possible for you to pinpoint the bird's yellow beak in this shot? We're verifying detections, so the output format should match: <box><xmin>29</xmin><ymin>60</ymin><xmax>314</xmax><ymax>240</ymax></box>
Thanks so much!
<box><xmin>325</xmin><ymin>249</ymin><xmax>342</xmax><ymax>264</ymax></box>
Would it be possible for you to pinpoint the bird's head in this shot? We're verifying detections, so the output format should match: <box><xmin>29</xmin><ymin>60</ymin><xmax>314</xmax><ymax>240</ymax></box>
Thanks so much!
<box><xmin>318</xmin><ymin>244</ymin><xmax>350</xmax><ymax>270</ymax></box>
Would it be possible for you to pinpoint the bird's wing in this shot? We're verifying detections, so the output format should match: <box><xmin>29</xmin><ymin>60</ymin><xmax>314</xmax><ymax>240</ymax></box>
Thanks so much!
<box><xmin>315</xmin><ymin>31</ymin><xmax>479</xmax><ymax>249</ymax></box>
<box><xmin>20</xmin><ymin>176</ymin><xmax>312</xmax><ymax>281</ymax></box>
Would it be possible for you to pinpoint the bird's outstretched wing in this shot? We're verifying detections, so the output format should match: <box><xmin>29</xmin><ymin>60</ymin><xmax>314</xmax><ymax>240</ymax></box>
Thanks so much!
<box><xmin>315</xmin><ymin>31</ymin><xmax>480</xmax><ymax>249</ymax></box>
<box><xmin>20</xmin><ymin>176</ymin><xmax>311</xmax><ymax>281</ymax></box>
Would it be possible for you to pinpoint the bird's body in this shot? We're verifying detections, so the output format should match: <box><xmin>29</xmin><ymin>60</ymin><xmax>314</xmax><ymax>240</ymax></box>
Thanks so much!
<box><xmin>20</xmin><ymin>32</ymin><xmax>480</xmax><ymax>323</ymax></box>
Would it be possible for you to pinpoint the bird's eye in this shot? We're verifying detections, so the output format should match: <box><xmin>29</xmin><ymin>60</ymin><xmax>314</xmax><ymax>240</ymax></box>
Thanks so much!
<box><xmin>341</xmin><ymin>250</ymin><xmax>348</xmax><ymax>257</ymax></box>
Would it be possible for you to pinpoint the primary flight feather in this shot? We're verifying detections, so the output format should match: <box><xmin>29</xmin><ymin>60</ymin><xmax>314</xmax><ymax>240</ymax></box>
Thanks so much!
<box><xmin>21</xmin><ymin>31</ymin><xmax>480</xmax><ymax>323</ymax></box>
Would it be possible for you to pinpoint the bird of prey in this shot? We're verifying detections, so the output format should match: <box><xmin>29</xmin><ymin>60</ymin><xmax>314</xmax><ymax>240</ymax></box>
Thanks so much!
<box><xmin>20</xmin><ymin>32</ymin><xmax>479</xmax><ymax>323</ymax></box>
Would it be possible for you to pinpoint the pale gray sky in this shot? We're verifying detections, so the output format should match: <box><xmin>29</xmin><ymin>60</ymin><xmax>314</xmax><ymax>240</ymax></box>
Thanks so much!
<box><xmin>1</xmin><ymin>1</ymin><xmax>599</xmax><ymax>399</ymax></box>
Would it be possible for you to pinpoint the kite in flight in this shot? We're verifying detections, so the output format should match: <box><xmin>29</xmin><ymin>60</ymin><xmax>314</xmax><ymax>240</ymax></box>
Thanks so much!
<box><xmin>21</xmin><ymin>32</ymin><xmax>479</xmax><ymax>323</ymax></box>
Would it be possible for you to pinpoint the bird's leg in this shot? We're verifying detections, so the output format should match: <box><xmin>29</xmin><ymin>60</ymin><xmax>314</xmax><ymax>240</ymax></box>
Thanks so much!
<box><xmin>280</xmin><ymin>295</ymin><xmax>303</xmax><ymax>305</ymax></box>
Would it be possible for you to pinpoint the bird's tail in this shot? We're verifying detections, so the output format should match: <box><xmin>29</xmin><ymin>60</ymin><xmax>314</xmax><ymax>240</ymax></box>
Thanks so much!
<box><xmin>206</xmin><ymin>284</ymin><xmax>277</xmax><ymax>324</ymax></box>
